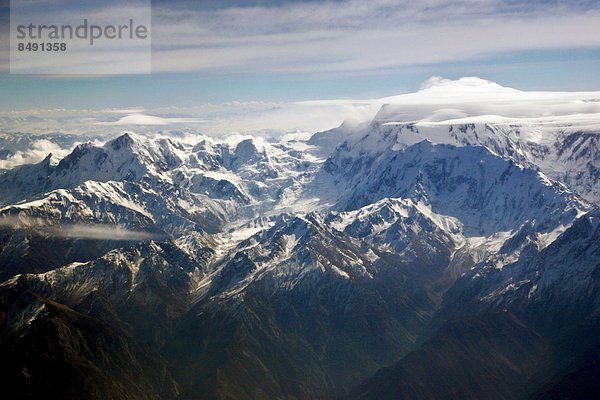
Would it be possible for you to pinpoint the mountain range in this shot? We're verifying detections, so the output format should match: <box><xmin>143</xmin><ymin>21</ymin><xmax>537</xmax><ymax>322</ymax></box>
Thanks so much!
<box><xmin>1</xmin><ymin>78</ymin><xmax>599</xmax><ymax>399</ymax></box>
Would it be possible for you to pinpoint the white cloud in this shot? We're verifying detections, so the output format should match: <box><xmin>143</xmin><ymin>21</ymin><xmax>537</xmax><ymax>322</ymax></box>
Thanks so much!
<box><xmin>53</xmin><ymin>224</ymin><xmax>163</xmax><ymax>241</ymax></box>
<box><xmin>101</xmin><ymin>107</ymin><xmax>146</xmax><ymax>114</ymax></box>
<box><xmin>371</xmin><ymin>76</ymin><xmax>600</xmax><ymax>124</ymax></box>
<box><xmin>289</xmin><ymin>77</ymin><xmax>600</xmax><ymax>137</ymax></box>
<box><xmin>100</xmin><ymin>113</ymin><xmax>207</xmax><ymax>126</ymax></box>
<box><xmin>0</xmin><ymin>139</ymin><xmax>75</xmax><ymax>170</ymax></box>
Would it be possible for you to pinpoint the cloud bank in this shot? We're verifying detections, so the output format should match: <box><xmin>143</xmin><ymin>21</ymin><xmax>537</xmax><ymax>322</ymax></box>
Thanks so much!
<box><xmin>0</xmin><ymin>139</ymin><xmax>76</xmax><ymax>170</ymax></box>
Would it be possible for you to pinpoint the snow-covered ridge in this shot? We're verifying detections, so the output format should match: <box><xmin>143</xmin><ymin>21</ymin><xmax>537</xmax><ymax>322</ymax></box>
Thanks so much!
<box><xmin>322</xmin><ymin>140</ymin><xmax>589</xmax><ymax>230</ymax></box>
<box><xmin>337</xmin><ymin>121</ymin><xmax>599</xmax><ymax>204</ymax></box>
<box><xmin>0</xmin><ymin>77</ymin><xmax>597</xmax><ymax>309</ymax></box>
<box><xmin>312</xmin><ymin>78</ymin><xmax>600</xmax><ymax>204</ymax></box>
<box><xmin>0</xmin><ymin>132</ymin><xmax>323</xmax><ymax>231</ymax></box>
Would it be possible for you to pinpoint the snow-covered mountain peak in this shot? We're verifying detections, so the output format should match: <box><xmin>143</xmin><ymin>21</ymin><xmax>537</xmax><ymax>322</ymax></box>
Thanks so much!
<box><xmin>320</xmin><ymin>139</ymin><xmax>590</xmax><ymax>240</ymax></box>
<box><xmin>234</xmin><ymin>138</ymin><xmax>259</xmax><ymax>156</ymax></box>
<box><xmin>314</xmin><ymin>100</ymin><xmax>600</xmax><ymax>204</ymax></box>
<box><xmin>106</xmin><ymin>131</ymin><xmax>137</xmax><ymax>150</ymax></box>
<box><xmin>41</xmin><ymin>152</ymin><xmax>53</xmax><ymax>165</ymax></box>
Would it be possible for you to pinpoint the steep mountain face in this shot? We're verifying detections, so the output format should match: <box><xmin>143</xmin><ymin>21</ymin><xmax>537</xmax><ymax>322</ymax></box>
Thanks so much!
<box><xmin>316</xmin><ymin>138</ymin><xmax>590</xmax><ymax>290</ymax></box>
<box><xmin>0</xmin><ymin>133</ymin><xmax>171</xmax><ymax>205</ymax></box>
<box><xmin>0</xmin><ymin>241</ymin><xmax>202</xmax><ymax>342</ymax></box>
<box><xmin>0</xmin><ymin>83</ymin><xmax>599</xmax><ymax>400</ymax></box>
<box><xmin>321</xmin><ymin>140</ymin><xmax>587</xmax><ymax>236</ymax></box>
<box><xmin>0</xmin><ymin>133</ymin><xmax>318</xmax><ymax>279</ymax></box>
<box><xmin>0</xmin><ymin>296</ymin><xmax>180</xmax><ymax>400</ymax></box>
<box><xmin>332</xmin><ymin>132</ymin><xmax>599</xmax><ymax>397</ymax></box>
<box><xmin>0</xmin><ymin>240</ymin><xmax>203</xmax><ymax>399</ymax></box>
<box><xmin>325</xmin><ymin>198</ymin><xmax>460</xmax><ymax>264</ymax></box>
<box><xmin>167</xmin><ymin>214</ymin><xmax>443</xmax><ymax>399</ymax></box>
<box><xmin>346</xmin><ymin>208</ymin><xmax>600</xmax><ymax>400</ymax></box>
<box><xmin>0</xmin><ymin>179</ymin><xmax>206</xmax><ymax>279</ymax></box>
<box><xmin>345</xmin><ymin>312</ymin><xmax>548</xmax><ymax>400</ymax></box>
<box><xmin>0</xmin><ymin>132</ymin><xmax>317</xmax><ymax>217</ymax></box>
<box><xmin>316</xmin><ymin>113</ymin><xmax>600</xmax><ymax>204</ymax></box>
<box><xmin>442</xmin><ymin>209</ymin><xmax>600</xmax><ymax>326</ymax></box>
<box><xmin>306</xmin><ymin>114</ymin><xmax>600</xmax><ymax>399</ymax></box>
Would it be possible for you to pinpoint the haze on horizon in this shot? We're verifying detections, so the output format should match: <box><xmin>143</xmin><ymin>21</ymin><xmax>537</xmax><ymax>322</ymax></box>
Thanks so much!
<box><xmin>2</xmin><ymin>76</ymin><xmax>600</xmax><ymax>172</ymax></box>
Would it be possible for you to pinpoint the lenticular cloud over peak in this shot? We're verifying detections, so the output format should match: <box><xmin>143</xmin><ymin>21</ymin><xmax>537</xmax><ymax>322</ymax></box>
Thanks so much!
<box><xmin>368</xmin><ymin>76</ymin><xmax>600</xmax><ymax>126</ymax></box>
<box><xmin>297</xmin><ymin>76</ymin><xmax>600</xmax><ymax>132</ymax></box>
<box><xmin>418</xmin><ymin>76</ymin><xmax>512</xmax><ymax>92</ymax></box>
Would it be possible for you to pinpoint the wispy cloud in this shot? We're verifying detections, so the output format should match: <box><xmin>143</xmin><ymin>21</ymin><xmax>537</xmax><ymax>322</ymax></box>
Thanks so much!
<box><xmin>148</xmin><ymin>0</ymin><xmax>600</xmax><ymax>74</ymax></box>
<box><xmin>3</xmin><ymin>0</ymin><xmax>598</xmax><ymax>76</ymax></box>
<box><xmin>0</xmin><ymin>215</ymin><xmax>164</xmax><ymax>241</ymax></box>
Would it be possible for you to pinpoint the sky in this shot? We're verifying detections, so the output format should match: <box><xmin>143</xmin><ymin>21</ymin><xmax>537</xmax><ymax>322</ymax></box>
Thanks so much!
<box><xmin>0</xmin><ymin>0</ymin><xmax>599</xmax><ymax>110</ymax></box>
